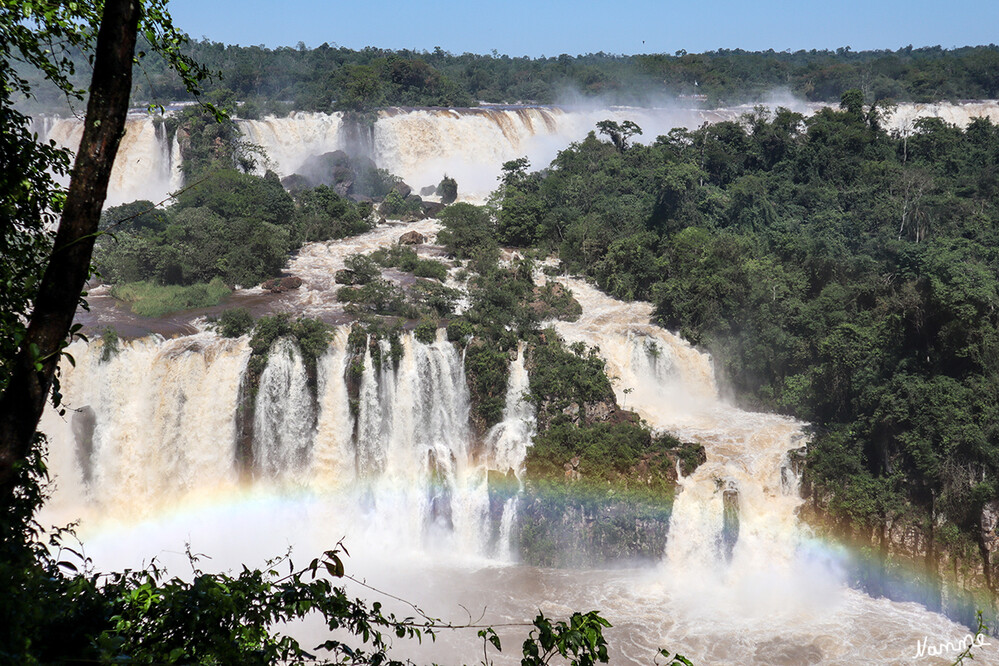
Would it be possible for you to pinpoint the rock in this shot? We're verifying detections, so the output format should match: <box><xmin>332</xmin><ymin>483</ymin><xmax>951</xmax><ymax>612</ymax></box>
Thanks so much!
<box><xmin>391</xmin><ymin>181</ymin><xmax>412</xmax><ymax>199</ymax></box>
<box><xmin>328</xmin><ymin>150</ymin><xmax>350</xmax><ymax>167</ymax></box>
<box><xmin>722</xmin><ymin>483</ymin><xmax>740</xmax><ymax>562</ymax></box>
<box><xmin>420</xmin><ymin>185</ymin><xmax>437</xmax><ymax>196</ymax></box>
<box><xmin>438</xmin><ymin>175</ymin><xmax>458</xmax><ymax>204</ymax></box>
<box><xmin>348</xmin><ymin>194</ymin><xmax>373</xmax><ymax>204</ymax></box>
<box><xmin>332</xmin><ymin>166</ymin><xmax>355</xmax><ymax>196</ymax></box>
<box><xmin>399</xmin><ymin>230</ymin><xmax>426</xmax><ymax>245</ymax></box>
<box><xmin>280</xmin><ymin>174</ymin><xmax>312</xmax><ymax>191</ymax></box>
<box><xmin>421</xmin><ymin>201</ymin><xmax>446</xmax><ymax>217</ymax></box>
<box><xmin>71</xmin><ymin>406</ymin><xmax>96</xmax><ymax>484</ymax></box>
<box><xmin>585</xmin><ymin>400</ymin><xmax>614</xmax><ymax>423</ymax></box>
<box><xmin>260</xmin><ymin>276</ymin><xmax>303</xmax><ymax>293</ymax></box>
<box><xmin>982</xmin><ymin>500</ymin><xmax>999</xmax><ymax>553</ymax></box>
<box><xmin>334</xmin><ymin>269</ymin><xmax>359</xmax><ymax>285</ymax></box>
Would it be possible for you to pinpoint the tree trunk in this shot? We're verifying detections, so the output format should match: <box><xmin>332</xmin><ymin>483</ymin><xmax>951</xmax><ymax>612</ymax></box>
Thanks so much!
<box><xmin>0</xmin><ymin>0</ymin><xmax>141</xmax><ymax>505</ymax></box>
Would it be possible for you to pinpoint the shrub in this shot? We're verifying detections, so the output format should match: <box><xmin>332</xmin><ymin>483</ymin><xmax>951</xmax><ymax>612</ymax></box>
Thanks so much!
<box><xmin>438</xmin><ymin>175</ymin><xmax>458</xmax><ymax>204</ymax></box>
<box><xmin>414</xmin><ymin>319</ymin><xmax>438</xmax><ymax>344</ymax></box>
<box><xmin>214</xmin><ymin>307</ymin><xmax>254</xmax><ymax>338</ymax></box>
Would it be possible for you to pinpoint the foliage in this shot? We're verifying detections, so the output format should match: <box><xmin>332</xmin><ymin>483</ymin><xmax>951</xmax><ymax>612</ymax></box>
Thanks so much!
<box><xmin>414</xmin><ymin>319</ymin><xmax>438</xmax><ymax>345</ymax></box>
<box><xmin>596</xmin><ymin>120</ymin><xmax>643</xmax><ymax>152</ymax></box>
<box><xmin>247</xmin><ymin>313</ymin><xmax>332</xmax><ymax>377</ymax></box>
<box><xmin>213</xmin><ymin>307</ymin><xmax>254</xmax><ymax>338</ymax></box>
<box><xmin>437</xmin><ymin>203</ymin><xmax>498</xmax><ymax>269</ymax></box>
<box><xmin>437</xmin><ymin>175</ymin><xmax>458</xmax><ymax>204</ymax></box>
<box><xmin>109</xmin><ymin>278</ymin><xmax>231</xmax><ymax>317</ymax></box>
<box><xmin>370</xmin><ymin>245</ymin><xmax>449</xmax><ymax>282</ymax></box>
<box><xmin>99</xmin><ymin>327</ymin><xmax>121</xmax><ymax>363</ymax></box>
<box><xmin>380</xmin><ymin>189</ymin><xmax>421</xmax><ymax>219</ymax></box>
<box><xmin>95</xmin><ymin>172</ymin><xmax>375</xmax><ymax>296</ymax></box>
<box><xmin>528</xmin><ymin>334</ymin><xmax>614</xmax><ymax>418</ymax></box>
<box><xmin>27</xmin><ymin>40</ymin><xmax>999</xmax><ymax>113</ymax></box>
<box><xmin>338</xmin><ymin>279</ymin><xmax>417</xmax><ymax>318</ymax></box>
<box><xmin>488</xmin><ymin>97</ymin><xmax>999</xmax><ymax>540</ymax></box>
<box><xmin>344</xmin><ymin>253</ymin><xmax>382</xmax><ymax>285</ymax></box>
<box><xmin>293</xmin><ymin>185</ymin><xmax>373</xmax><ymax>242</ymax></box>
<box><xmin>519</xmin><ymin>611</ymin><xmax>610</xmax><ymax>666</ymax></box>
<box><xmin>463</xmin><ymin>341</ymin><xmax>509</xmax><ymax>427</ymax></box>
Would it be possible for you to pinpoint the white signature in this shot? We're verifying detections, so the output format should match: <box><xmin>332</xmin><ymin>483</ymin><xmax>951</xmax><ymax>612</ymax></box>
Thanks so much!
<box><xmin>912</xmin><ymin>634</ymin><xmax>992</xmax><ymax>658</ymax></box>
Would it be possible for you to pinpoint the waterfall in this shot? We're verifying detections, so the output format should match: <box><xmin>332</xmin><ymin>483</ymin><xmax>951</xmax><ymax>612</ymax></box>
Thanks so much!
<box><xmin>38</xmin><ymin>333</ymin><xmax>249</xmax><ymax>521</ymax></box>
<box><xmin>550</xmin><ymin>277</ymin><xmax>812</xmax><ymax>583</ymax></box>
<box><xmin>484</xmin><ymin>343</ymin><xmax>536</xmax><ymax>482</ymax></box>
<box><xmin>28</xmin><ymin>102</ymin><xmax>999</xmax><ymax>207</ymax></box>
<box><xmin>41</xmin><ymin>328</ymin><xmax>500</xmax><ymax>557</ymax></box>
<box><xmin>253</xmin><ymin>337</ymin><xmax>316</xmax><ymax>478</ymax></box>
<box><xmin>312</xmin><ymin>328</ymin><xmax>356</xmax><ymax>488</ymax></box>
<box><xmin>239</xmin><ymin>111</ymin><xmax>344</xmax><ymax>176</ymax></box>
<box><xmin>38</xmin><ymin>288</ymin><xmax>990</xmax><ymax>663</ymax></box>
<box><xmin>32</xmin><ymin>114</ymin><xmax>179</xmax><ymax>206</ymax></box>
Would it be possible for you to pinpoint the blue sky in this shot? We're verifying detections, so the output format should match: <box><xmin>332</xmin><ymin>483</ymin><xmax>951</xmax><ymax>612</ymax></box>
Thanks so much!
<box><xmin>167</xmin><ymin>0</ymin><xmax>998</xmax><ymax>56</ymax></box>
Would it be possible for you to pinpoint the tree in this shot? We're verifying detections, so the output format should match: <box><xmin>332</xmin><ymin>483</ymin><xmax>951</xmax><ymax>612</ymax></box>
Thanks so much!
<box><xmin>0</xmin><ymin>0</ymin><xmax>144</xmax><ymax>507</ymax></box>
<box><xmin>596</xmin><ymin>119</ymin><xmax>643</xmax><ymax>152</ymax></box>
<box><xmin>0</xmin><ymin>0</ymin><xmax>217</xmax><ymax>505</ymax></box>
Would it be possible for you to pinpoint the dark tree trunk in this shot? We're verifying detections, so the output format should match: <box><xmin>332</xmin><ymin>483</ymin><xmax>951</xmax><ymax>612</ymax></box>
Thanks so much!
<box><xmin>0</xmin><ymin>0</ymin><xmax>141</xmax><ymax>505</ymax></box>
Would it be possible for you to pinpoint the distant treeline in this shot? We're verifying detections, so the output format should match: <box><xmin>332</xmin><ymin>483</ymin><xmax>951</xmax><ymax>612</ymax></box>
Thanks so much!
<box><xmin>18</xmin><ymin>41</ymin><xmax>999</xmax><ymax>114</ymax></box>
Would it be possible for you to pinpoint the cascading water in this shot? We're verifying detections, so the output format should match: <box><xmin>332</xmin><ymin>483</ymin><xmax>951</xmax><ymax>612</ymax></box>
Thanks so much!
<box><xmin>253</xmin><ymin>337</ymin><xmax>316</xmax><ymax>478</ymax></box>
<box><xmin>33</xmin><ymin>114</ymin><xmax>182</xmax><ymax>206</ymax></box>
<box><xmin>550</xmin><ymin>276</ymin><xmax>815</xmax><ymax>576</ymax></box>
<box><xmin>31</xmin><ymin>101</ymin><xmax>999</xmax><ymax>206</ymax></box>
<box><xmin>31</xmin><ymin>98</ymin><xmax>999</xmax><ymax>663</ymax></box>
<box><xmin>39</xmin><ymin>333</ymin><xmax>249</xmax><ymax>522</ymax></box>
<box><xmin>483</xmin><ymin>343</ymin><xmax>537</xmax><ymax>561</ymax></box>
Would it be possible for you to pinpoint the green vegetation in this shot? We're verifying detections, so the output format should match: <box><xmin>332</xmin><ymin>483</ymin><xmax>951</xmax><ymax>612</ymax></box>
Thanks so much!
<box><xmin>99</xmin><ymin>327</ymin><xmax>121</xmax><ymax>362</ymax></box>
<box><xmin>528</xmin><ymin>335</ymin><xmax>614</xmax><ymax>420</ymax></box>
<box><xmin>22</xmin><ymin>42</ymin><xmax>999</xmax><ymax>114</ymax></box>
<box><xmin>437</xmin><ymin>175</ymin><xmax>458</xmax><ymax>204</ymax></box>
<box><xmin>109</xmin><ymin>277</ymin><xmax>231</xmax><ymax>317</ymax></box>
<box><xmin>248</xmin><ymin>313</ymin><xmax>332</xmax><ymax>374</ymax></box>
<box><xmin>490</xmin><ymin>94</ymin><xmax>999</xmax><ymax>549</ymax></box>
<box><xmin>95</xmin><ymin>172</ymin><xmax>373</xmax><ymax>304</ymax></box>
<box><xmin>437</xmin><ymin>202</ymin><xmax>499</xmax><ymax>269</ymax></box>
<box><xmin>212</xmin><ymin>306</ymin><xmax>254</xmax><ymax>338</ymax></box>
<box><xmin>369</xmin><ymin>245</ymin><xmax>449</xmax><ymax>281</ymax></box>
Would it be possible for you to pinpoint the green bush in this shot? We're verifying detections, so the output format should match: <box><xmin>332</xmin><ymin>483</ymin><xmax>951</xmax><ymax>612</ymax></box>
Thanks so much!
<box><xmin>437</xmin><ymin>203</ymin><xmax>497</xmax><ymax>267</ymax></box>
<box><xmin>437</xmin><ymin>175</ymin><xmax>457</xmax><ymax>204</ymax></box>
<box><xmin>464</xmin><ymin>341</ymin><xmax>510</xmax><ymax>427</ymax></box>
<box><xmin>446</xmin><ymin>319</ymin><xmax>474</xmax><ymax>342</ymax></box>
<box><xmin>414</xmin><ymin>319</ymin><xmax>438</xmax><ymax>344</ymax></box>
<box><xmin>99</xmin><ymin>327</ymin><xmax>120</xmax><ymax>363</ymax></box>
<box><xmin>528</xmin><ymin>333</ymin><xmax>614</xmax><ymax>417</ymax></box>
<box><xmin>214</xmin><ymin>307</ymin><xmax>254</xmax><ymax>338</ymax></box>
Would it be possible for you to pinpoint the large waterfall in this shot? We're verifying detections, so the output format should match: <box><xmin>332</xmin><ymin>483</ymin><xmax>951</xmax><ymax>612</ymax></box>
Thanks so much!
<box><xmin>32</xmin><ymin>98</ymin><xmax>999</xmax><ymax>662</ymax></box>
<box><xmin>40</xmin><ymin>326</ymin><xmax>524</xmax><ymax>561</ymax></box>
<box><xmin>39</xmin><ymin>259</ymin><xmax>995</xmax><ymax>663</ymax></box>
<box><xmin>33</xmin><ymin>114</ymin><xmax>183</xmax><ymax>206</ymax></box>
<box><xmin>33</xmin><ymin>101</ymin><xmax>999</xmax><ymax>206</ymax></box>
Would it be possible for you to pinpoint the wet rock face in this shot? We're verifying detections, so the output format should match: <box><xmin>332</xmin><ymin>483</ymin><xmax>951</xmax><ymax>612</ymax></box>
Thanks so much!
<box><xmin>391</xmin><ymin>181</ymin><xmax>412</xmax><ymax>199</ymax></box>
<box><xmin>72</xmin><ymin>406</ymin><xmax>97</xmax><ymax>484</ymax></box>
<box><xmin>721</xmin><ymin>484</ymin><xmax>740</xmax><ymax>563</ymax></box>
<box><xmin>982</xmin><ymin>500</ymin><xmax>999</xmax><ymax>554</ymax></box>
<box><xmin>399</xmin><ymin>230</ymin><xmax>426</xmax><ymax>245</ymax></box>
<box><xmin>421</xmin><ymin>201</ymin><xmax>445</xmax><ymax>218</ymax></box>
<box><xmin>260</xmin><ymin>276</ymin><xmax>304</xmax><ymax>293</ymax></box>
